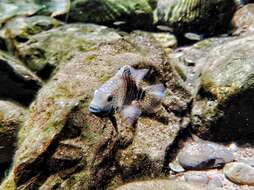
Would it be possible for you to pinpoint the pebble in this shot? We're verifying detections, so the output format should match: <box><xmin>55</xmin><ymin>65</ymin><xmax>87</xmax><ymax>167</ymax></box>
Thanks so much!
<box><xmin>224</xmin><ymin>162</ymin><xmax>254</xmax><ymax>185</ymax></box>
<box><xmin>178</xmin><ymin>141</ymin><xmax>234</xmax><ymax>170</ymax></box>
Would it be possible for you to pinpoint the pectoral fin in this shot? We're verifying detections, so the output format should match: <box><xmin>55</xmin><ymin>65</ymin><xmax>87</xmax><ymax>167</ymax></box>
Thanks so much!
<box><xmin>121</xmin><ymin>102</ymin><xmax>141</xmax><ymax>125</ymax></box>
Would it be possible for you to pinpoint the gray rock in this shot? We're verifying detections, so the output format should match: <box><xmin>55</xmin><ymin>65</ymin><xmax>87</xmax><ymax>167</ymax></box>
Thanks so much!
<box><xmin>232</xmin><ymin>4</ymin><xmax>254</xmax><ymax>36</ymax></box>
<box><xmin>208</xmin><ymin>175</ymin><xmax>223</xmax><ymax>188</ymax></box>
<box><xmin>169</xmin><ymin>161</ymin><xmax>185</xmax><ymax>173</ymax></box>
<box><xmin>178</xmin><ymin>141</ymin><xmax>234</xmax><ymax>170</ymax></box>
<box><xmin>184</xmin><ymin>173</ymin><xmax>209</xmax><ymax>185</ymax></box>
<box><xmin>0</xmin><ymin>50</ymin><xmax>42</xmax><ymax>106</ymax></box>
<box><xmin>224</xmin><ymin>162</ymin><xmax>254</xmax><ymax>185</ymax></box>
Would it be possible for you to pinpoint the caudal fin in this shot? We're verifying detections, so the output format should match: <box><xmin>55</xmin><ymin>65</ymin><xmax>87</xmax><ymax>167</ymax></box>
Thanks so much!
<box><xmin>143</xmin><ymin>84</ymin><xmax>166</xmax><ymax>113</ymax></box>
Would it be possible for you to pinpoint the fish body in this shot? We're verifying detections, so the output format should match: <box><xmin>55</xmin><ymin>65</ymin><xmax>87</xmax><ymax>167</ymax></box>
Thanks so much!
<box><xmin>89</xmin><ymin>65</ymin><xmax>165</xmax><ymax>124</ymax></box>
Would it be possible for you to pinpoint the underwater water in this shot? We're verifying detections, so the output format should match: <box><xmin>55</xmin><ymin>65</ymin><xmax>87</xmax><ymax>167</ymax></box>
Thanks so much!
<box><xmin>0</xmin><ymin>0</ymin><xmax>253</xmax><ymax>189</ymax></box>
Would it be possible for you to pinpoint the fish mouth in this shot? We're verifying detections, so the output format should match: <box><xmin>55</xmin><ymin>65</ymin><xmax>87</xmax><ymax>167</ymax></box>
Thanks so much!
<box><xmin>89</xmin><ymin>105</ymin><xmax>114</xmax><ymax>117</ymax></box>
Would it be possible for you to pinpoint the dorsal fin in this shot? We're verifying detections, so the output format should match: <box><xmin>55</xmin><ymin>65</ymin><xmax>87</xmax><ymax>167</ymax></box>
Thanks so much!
<box><xmin>121</xmin><ymin>65</ymin><xmax>149</xmax><ymax>83</ymax></box>
<box><xmin>122</xmin><ymin>66</ymin><xmax>132</xmax><ymax>78</ymax></box>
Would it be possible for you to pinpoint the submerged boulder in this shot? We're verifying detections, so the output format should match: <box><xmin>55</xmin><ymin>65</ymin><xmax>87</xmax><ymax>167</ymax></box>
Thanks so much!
<box><xmin>15</xmin><ymin>24</ymin><xmax>121</xmax><ymax>79</ymax></box>
<box><xmin>0</xmin><ymin>100</ymin><xmax>27</xmax><ymax>165</ymax></box>
<box><xmin>0</xmin><ymin>0</ymin><xmax>70</xmax><ymax>27</ymax></box>
<box><xmin>154</xmin><ymin>0</ymin><xmax>240</xmax><ymax>36</ymax></box>
<box><xmin>0</xmin><ymin>50</ymin><xmax>42</xmax><ymax>106</ymax></box>
<box><xmin>0</xmin><ymin>31</ymin><xmax>190</xmax><ymax>190</ymax></box>
<box><xmin>69</xmin><ymin>0</ymin><xmax>155</xmax><ymax>30</ymax></box>
<box><xmin>1</xmin><ymin>16</ymin><xmax>62</xmax><ymax>51</ymax></box>
<box><xmin>192</xmin><ymin>34</ymin><xmax>254</xmax><ymax>141</ymax></box>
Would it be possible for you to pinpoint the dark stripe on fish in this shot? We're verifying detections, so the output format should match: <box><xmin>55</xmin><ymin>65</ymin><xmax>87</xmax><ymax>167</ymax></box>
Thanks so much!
<box><xmin>122</xmin><ymin>70</ymin><xmax>145</xmax><ymax>105</ymax></box>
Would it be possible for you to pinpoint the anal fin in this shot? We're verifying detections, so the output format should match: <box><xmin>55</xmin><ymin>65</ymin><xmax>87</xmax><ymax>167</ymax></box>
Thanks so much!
<box><xmin>121</xmin><ymin>101</ymin><xmax>141</xmax><ymax>125</ymax></box>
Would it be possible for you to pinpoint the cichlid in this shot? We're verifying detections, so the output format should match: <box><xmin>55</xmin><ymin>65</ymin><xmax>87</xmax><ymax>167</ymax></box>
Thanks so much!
<box><xmin>89</xmin><ymin>65</ymin><xmax>166</xmax><ymax>124</ymax></box>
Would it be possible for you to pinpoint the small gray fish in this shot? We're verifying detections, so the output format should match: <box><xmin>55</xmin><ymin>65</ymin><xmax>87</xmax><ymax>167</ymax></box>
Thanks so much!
<box><xmin>89</xmin><ymin>65</ymin><xmax>165</xmax><ymax>124</ymax></box>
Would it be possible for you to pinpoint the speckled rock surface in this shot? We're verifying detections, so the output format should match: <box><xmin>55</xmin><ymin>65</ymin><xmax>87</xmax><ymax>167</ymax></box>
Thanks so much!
<box><xmin>0</xmin><ymin>100</ymin><xmax>27</xmax><ymax>164</ymax></box>
<box><xmin>69</xmin><ymin>0</ymin><xmax>155</xmax><ymax>30</ymax></box>
<box><xmin>178</xmin><ymin>140</ymin><xmax>234</xmax><ymax>170</ymax></box>
<box><xmin>115</xmin><ymin>180</ymin><xmax>203</xmax><ymax>190</ymax></box>
<box><xmin>191</xmin><ymin>34</ymin><xmax>254</xmax><ymax>141</ymax></box>
<box><xmin>232</xmin><ymin>4</ymin><xmax>254</xmax><ymax>36</ymax></box>
<box><xmin>0</xmin><ymin>31</ymin><xmax>189</xmax><ymax>190</ymax></box>
<box><xmin>224</xmin><ymin>162</ymin><xmax>254</xmax><ymax>185</ymax></box>
<box><xmin>154</xmin><ymin>0</ymin><xmax>240</xmax><ymax>36</ymax></box>
<box><xmin>0</xmin><ymin>1</ymin><xmax>254</xmax><ymax>190</ymax></box>
<box><xmin>15</xmin><ymin>24</ymin><xmax>122</xmax><ymax>79</ymax></box>
<box><xmin>1</xmin><ymin>16</ymin><xmax>62</xmax><ymax>51</ymax></box>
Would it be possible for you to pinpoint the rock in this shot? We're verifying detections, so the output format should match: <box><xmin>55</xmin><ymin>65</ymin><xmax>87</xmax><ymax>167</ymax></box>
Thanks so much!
<box><xmin>172</xmin><ymin>170</ymin><xmax>245</xmax><ymax>190</ymax></box>
<box><xmin>117</xmin><ymin>113</ymin><xmax>187</xmax><ymax>180</ymax></box>
<box><xmin>208</xmin><ymin>175</ymin><xmax>223</xmax><ymax>188</ymax></box>
<box><xmin>0</xmin><ymin>0</ymin><xmax>69</xmax><ymax>26</ymax></box>
<box><xmin>0</xmin><ymin>31</ymin><xmax>188</xmax><ymax>190</ymax></box>
<box><xmin>184</xmin><ymin>173</ymin><xmax>209</xmax><ymax>185</ymax></box>
<box><xmin>133</xmin><ymin>31</ymin><xmax>177</xmax><ymax>49</ymax></box>
<box><xmin>224</xmin><ymin>162</ymin><xmax>254</xmax><ymax>185</ymax></box>
<box><xmin>0</xmin><ymin>100</ymin><xmax>27</xmax><ymax>164</ymax></box>
<box><xmin>169</xmin><ymin>160</ymin><xmax>185</xmax><ymax>173</ymax></box>
<box><xmin>2</xmin><ymin>16</ymin><xmax>62</xmax><ymax>50</ymax></box>
<box><xmin>115</xmin><ymin>179</ymin><xmax>220</xmax><ymax>190</ymax></box>
<box><xmin>0</xmin><ymin>50</ymin><xmax>42</xmax><ymax>106</ymax></box>
<box><xmin>232</xmin><ymin>4</ymin><xmax>254</xmax><ymax>36</ymax></box>
<box><xmin>184</xmin><ymin>172</ymin><xmax>223</xmax><ymax>188</ymax></box>
<box><xmin>178</xmin><ymin>141</ymin><xmax>234</xmax><ymax>170</ymax></box>
<box><xmin>16</xmin><ymin>23</ymin><xmax>121</xmax><ymax>79</ymax></box>
<box><xmin>154</xmin><ymin>0</ymin><xmax>240</xmax><ymax>36</ymax></box>
<box><xmin>169</xmin><ymin>36</ymin><xmax>235</xmax><ymax>95</ymax></box>
<box><xmin>69</xmin><ymin>0</ymin><xmax>155</xmax><ymax>30</ymax></box>
<box><xmin>191</xmin><ymin>34</ymin><xmax>254</xmax><ymax>141</ymax></box>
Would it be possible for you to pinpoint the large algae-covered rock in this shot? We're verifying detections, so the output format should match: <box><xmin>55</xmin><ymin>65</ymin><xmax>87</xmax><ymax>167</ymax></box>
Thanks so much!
<box><xmin>154</xmin><ymin>0</ymin><xmax>240</xmax><ymax>36</ymax></box>
<box><xmin>0</xmin><ymin>31</ymin><xmax>190</xmax><ymax>189</ymax></box>
<box><xmin>16</xmin><ymin>24</ymin><xmax>121</xmax><ymax>79</ymax></box>
<box><xmin>192</xmin><ymin>34</ymin><xmax>254</xmax><ymax>141</ymax></box>
<box><xmin>69</xmin><ymin>0</ymin><xmax>155</xmax><ymax>30</ymax></box>
<box><xmin>0</xmin><ymin>50</ymin><xmax>42</xmax><ymax>106</ymax></box>
<box><xmin>0</xmin><ymin>101</ymin><xmax>27</xmax><ymax>165</ymax></box>
<box><xmin>169</xmin><ymin>36</ymin><xmax>235</xmax><ymax>95</ymax></box>
<box><xmin>1</xmin><ymin>16</ymin><xmax>62</xmax><ymax>51</ymax></box>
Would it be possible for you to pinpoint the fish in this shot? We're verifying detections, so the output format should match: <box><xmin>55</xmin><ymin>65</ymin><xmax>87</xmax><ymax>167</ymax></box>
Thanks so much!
<box><xmin>89</xmin><ymin>65</ymin><xmax>166</xmax><ymax>124</ymax></box>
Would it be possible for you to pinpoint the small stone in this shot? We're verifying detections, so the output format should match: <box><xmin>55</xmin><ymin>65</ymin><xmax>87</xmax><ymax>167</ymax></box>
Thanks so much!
<box><xmin>178</xmin><ymin>141</ymin><xmax>234</xmax><ymax>170</ymax></box>
<box><xmin>184</xmin><ymin>173</ymin><xmax>209</xmax><ymax>185</ymax></box>
<box><xmin>208</xmin><ymin>175</ymin><xmax>223</xmax><ymax>188</ymax></box>
<box><xmin>224</xmin><ymin>162</ymin><xmax>254</xmax><ymax>185</ymax></box>
<box><xmin>169</xmin><ymin>161</ymin><xmax>185</xmax><ymax>173</ymax></box>
<box><xmin>232</xmin><ymin>4</ymin><xmax>254</xmax><ymax>36</ymax></box>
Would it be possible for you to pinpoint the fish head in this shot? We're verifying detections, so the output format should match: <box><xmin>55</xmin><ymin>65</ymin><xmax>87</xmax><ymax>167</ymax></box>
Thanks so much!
<box><xmin>89</xmin><ymin>76</ymin><xmax>124</xmax><ymax>117</ymax></box>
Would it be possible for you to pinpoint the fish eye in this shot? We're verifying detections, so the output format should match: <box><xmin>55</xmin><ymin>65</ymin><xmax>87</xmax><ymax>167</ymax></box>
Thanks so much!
<box><xmin>107</xmin><ymin>95</ymin><xmax>113</xmax><ymax>102</ymax></box>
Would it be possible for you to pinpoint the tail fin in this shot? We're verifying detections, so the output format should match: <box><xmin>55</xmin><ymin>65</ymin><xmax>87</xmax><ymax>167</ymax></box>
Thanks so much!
<box><xmin>143</xmin><ymin>84</ymin><xmax>166</xmax><ymax>113</ymax></box>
